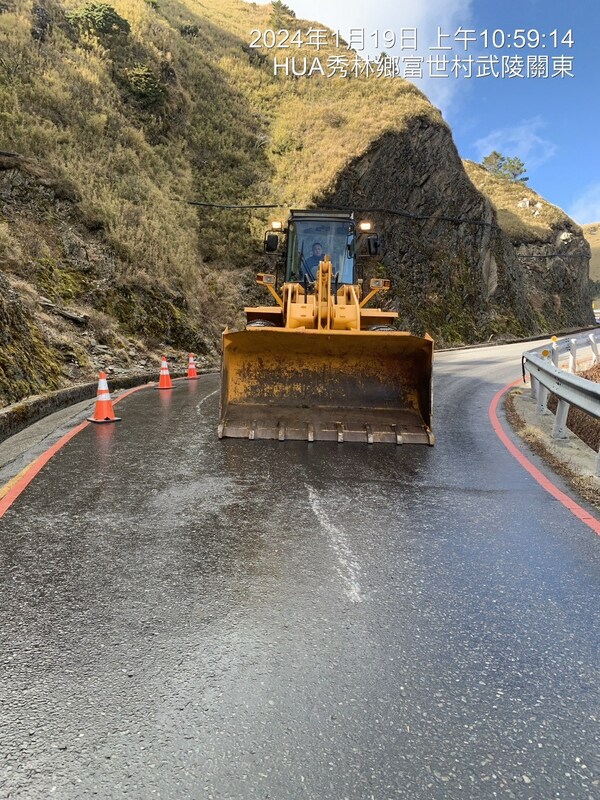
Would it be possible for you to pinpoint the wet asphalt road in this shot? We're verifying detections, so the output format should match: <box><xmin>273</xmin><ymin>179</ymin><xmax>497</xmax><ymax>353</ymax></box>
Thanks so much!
<box><xmin>0</xmin><ymin>343</ymin><xmax>599</xmax><ymax>800</ymax></box>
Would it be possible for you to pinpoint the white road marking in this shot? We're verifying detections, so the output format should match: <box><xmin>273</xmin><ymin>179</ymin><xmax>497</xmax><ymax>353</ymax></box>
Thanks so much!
<box><xmin>307</xmin><ymin>485</ymin><xmax>363</xmax><ymax>603</ymax></box>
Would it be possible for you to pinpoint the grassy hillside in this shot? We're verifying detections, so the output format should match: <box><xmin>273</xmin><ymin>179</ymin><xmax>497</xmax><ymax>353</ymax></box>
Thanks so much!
<box><xmin>0</xmin><ymin>0</ymin><xmax>438</xmax><ymax>321</ymax></box>
<box><xmin>0</xmin><ymin>0</ymin><xmax>447</xmax><ymax>403</ymax></box>
<box><xmin>463</xmin><ymin>160</ymin><xmax>571</xmax><ymax>244</ymax></box>
<box><xmin>583</xmin><ymin>223</ymin><xmax>600</xmax><ymax>281</ymax></box>
<box><xmin>1</xmin><ymin>0</ymin><xmax>273</xmax><ymax>298</ymax></box>
<box><xmin>0</xmin><ymin>0</ymin><xmax>439</xmax><ymax>260</ymax></box>
<box><xmin>0</xmin><ymin>0</ymin><xmax>592</xmax><ymax>404</ymax></box>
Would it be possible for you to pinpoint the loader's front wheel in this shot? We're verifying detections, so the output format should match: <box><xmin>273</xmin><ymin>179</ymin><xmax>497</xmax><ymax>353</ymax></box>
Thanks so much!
<box><xmin>246</xmin><ymin>319</ymin><xmax>276</xmax><ymax>328</ymax></box>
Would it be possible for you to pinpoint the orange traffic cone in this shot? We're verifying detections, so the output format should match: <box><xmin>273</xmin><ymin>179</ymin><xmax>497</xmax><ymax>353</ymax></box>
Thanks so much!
<box><xmin>157</xmin><ymin>355</ymin><xmax>173</xmax><ymax>390</ymax></box>
<box><xmin>87</xmin><ymin>372</ymin><xmax>121</xmax><ymax>423</ymax></box>
<box><xmin>187</xmin><ymin>352</ymin><xmax>199</xmax><ymax>380</ymax></box>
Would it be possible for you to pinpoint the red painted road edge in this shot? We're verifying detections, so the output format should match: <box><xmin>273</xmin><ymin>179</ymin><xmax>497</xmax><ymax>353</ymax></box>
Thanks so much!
<box><xmin>0</xmin><ymin>383</ymin><xmax>152</xmax><ymax>519</ymax></box>
<box><xmin>489</xmin><ymin>379</ymin><xmax>600</xmax><ymax>536</ymax></box>
<box><xmin>3</xmin><ymin>378</ymin><xmax>598</xmax><ymax>533</ymax></box>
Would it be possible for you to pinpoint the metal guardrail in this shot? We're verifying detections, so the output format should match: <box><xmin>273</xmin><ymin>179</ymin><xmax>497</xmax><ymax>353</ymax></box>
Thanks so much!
<box><xmin>522</xmin><ymin>330</ymin><xmax>600</xmax><ymax>474</ymax></box>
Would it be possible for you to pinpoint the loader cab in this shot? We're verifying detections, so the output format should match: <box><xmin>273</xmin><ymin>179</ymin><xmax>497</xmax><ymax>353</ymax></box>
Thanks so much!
<box><xmin>285</xmin><ymin>212</ymin><xmax>356</xmax><ymax>285</ymax></box>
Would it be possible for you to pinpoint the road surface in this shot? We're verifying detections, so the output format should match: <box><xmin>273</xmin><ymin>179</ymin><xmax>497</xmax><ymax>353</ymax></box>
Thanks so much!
<box><xmin>0</xmin><ymin>342</ymin><xmax>598</xmax><ymax>799</ymax></box>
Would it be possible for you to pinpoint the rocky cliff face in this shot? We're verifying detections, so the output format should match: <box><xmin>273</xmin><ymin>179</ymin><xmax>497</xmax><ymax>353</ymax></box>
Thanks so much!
<box><xmin>512</xmin><ymin>230</ymin><xmax>592</xmax><ymax>331</ymax></box>
<box><xmin>464</xmin><ymin>160</ymin><xmax>593</xmax><ymax>335</ymax></box>
<box><xmin>322</xmin><ymin>120</ymin><xmax>592</xmax><ymax>344</ymax></box>
<box><xmin>582</xmin><ymin>223</ymin><xmax>600</xmax><ymax>288</ymax></box>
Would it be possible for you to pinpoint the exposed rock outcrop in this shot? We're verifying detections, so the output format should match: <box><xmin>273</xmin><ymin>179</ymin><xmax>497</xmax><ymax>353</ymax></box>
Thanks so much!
<box><xmin>464</xmin><ymin>160</ymin><xmax>593</xmax><ymax>333</ymax></box>
<box><xmin>323</xmin><ymin>121</ymin><xmax>592</xmax><ymax>343</ymax></box>
<box><xmin>582</xmin><ymin>223</ymin><xmax>600</xmax><ymax>289</ymax></box>
<box><xmin>513</xmin><ymin>231</ymin><xmax>592</xmax><ymax>330</ymax></box>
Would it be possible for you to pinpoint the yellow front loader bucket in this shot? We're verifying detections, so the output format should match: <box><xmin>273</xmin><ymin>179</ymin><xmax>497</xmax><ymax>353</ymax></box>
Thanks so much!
<box><xmin>218</xmin><ymin>328</ymin><xmax>434</xmax><ymax>444</ymax></box>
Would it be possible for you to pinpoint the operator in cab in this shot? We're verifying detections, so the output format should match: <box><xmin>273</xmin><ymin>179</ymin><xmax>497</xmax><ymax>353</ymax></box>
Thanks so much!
<box><xmin>302</xmin><ymin>242</ymin><xmax>324</xmax><ymax>280</ymax></box>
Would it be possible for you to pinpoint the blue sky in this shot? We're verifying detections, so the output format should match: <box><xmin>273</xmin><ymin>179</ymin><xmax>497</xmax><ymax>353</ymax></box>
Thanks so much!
<box><xmin>256</xmin><ymin>1</ymin><xmax>600</xmax><ymax>224</ymax></box>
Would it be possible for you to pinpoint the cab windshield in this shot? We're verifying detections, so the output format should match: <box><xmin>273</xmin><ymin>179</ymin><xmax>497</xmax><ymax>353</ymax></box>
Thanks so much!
<box><xmin>286</xmin><ymin>219</ymin><xmax>355</xmax><ymax>284</ymax></box>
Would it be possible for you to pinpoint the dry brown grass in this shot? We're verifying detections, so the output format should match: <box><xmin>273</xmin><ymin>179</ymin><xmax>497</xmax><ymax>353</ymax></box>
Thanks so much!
<box><xmin>505</xmin><ymin>391</ymin><xmax>600</xmax><ymax>509</ymax></box>
<box><xmin>547</xmin><ymin>364</ymin><xmax>600</xmax><ymax>452</ymax></box>
<box><xmin>1</xmin><ymin>0</ymin><xmax>444</xmax><ymax>297</ymax></box>
<box><xmin>582</xmin><ymin>223</ymin><xmax>600</xmax><ymax>282</ymax></box>
<box><xmin>463</xmin><ymin>160</ymin><xmax>571</xmax><ymax>244</ymax></box>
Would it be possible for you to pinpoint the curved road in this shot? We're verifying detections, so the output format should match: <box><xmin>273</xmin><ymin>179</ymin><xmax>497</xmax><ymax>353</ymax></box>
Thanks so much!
<box><xmin>0</xmin><ymin>342</ymin><xmax>598</xmax><ymax>799</ymax></box>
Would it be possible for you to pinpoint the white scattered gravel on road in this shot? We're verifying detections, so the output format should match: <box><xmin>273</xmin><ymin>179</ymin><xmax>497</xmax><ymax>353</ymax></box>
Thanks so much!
<box><xmin>307</xmin><ymin>485</ymin><xmax>363</xmax><ymax>604</ymax></box>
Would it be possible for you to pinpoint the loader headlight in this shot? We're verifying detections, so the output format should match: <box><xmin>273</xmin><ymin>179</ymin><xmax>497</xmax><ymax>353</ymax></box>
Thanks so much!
<box><xmin>358</xmin><ymin>221</ymin><xmax>373</xmax><ymax>232</ymax></box>
<box><xmin>270</xmin><ymin>220</ymin><xmax>283</xmax><ymax>230</ymax></box>
<box><xmin>257</xmin><ymin>273</ymin><xmax>276</xmax><ymax>285</ymax></box>
<box><xmin>370</xmin><ymin>278</ymin><xmax>390</xmax><ymax>290</ymax></box>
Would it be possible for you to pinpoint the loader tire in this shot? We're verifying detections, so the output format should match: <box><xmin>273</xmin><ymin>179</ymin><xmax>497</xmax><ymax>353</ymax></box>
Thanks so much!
<box><xmin>246</xmin><ymin>319</ymin><xmax>276</xmax><ymax>328</ymax></box>
<box><xmin>367</xmin><ymin>325</ymin><xmax>396</xmax><ymax>331</ymax></box>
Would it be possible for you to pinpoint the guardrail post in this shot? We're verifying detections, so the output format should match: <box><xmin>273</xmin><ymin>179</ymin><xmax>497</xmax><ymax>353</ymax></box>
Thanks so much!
<box><xmin>551</xmin><ymin>341</ymin><xmax>559</xmax><ymax>367</ymax></box>
<box><xmin>568</xmin><ymin>339</ymin><xmax>577</xmax><ymax>373</ymax></box>
<box><xmin>537</xmin><ymin>384</ymin><xmax>549</xmax><ymax>415</ymax></box>
<box><xmin>589</xmin><ymin>333</ymin><xmax>599</xmax><ymax>366</ymax></box>
<box><xmin>552</xmin><ymin>398</ymin><xmax>570</xmax><ymax>438</ymax></box>
<box><xmin>523</xmin><ymin>338</ymin><xmax>600</xmax><ymax>447</ymax></box>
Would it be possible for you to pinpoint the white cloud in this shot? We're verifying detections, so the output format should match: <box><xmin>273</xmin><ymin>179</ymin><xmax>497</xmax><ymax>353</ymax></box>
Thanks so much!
<box><xmin>568</xmin><ymin>184</ymin><xmax>600</xmax><ymax>225</ymax></box>
<box><xmin>473</xmin><ymin>117</ymin><xmax>557</xmax><ymax>170</ymax></box>
<box><xmin>251</xmin><ymin>0</ymin><xmax>474</xmax><ymax>113</ymax></box>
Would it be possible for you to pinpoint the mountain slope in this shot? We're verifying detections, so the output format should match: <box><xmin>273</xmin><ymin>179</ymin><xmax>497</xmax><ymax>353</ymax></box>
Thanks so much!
<box><xmin>0</xmin><ymin>0</ymin><xmax>593</xmax><ymax>405</ymax></box>
<box><xmin>582</xmin><ymin>223</ymin><xmax>600</xmax><ymax>282</ymax></box>
<box><xmin>464</xmin><ymin>160</ymin><xmax>592</xmax><ymax>332</ymax></box>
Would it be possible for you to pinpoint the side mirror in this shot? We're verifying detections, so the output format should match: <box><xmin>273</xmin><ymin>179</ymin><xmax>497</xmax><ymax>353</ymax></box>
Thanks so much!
<box><xmin>264</xmin><ymin>233</ymin><xmax>279</xmax><ymax>253</ymax></box>
<box><xmin>367</xmin><ymin>235</ymin><xmax>380</xmax><ymax>256</ymax></box>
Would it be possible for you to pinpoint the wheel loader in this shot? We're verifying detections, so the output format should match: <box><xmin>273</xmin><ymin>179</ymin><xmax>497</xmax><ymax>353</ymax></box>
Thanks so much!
<box><xmin>218</xmin><ymin>209</ymin><xmax>434</xmax><ymax>444</ymax></box>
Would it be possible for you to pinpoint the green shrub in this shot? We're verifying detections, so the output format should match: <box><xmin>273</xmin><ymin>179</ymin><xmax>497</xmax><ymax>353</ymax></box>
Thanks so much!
<box><xmin>67</xmin><ymin>2</ymin><xmax>130</xmax><ymax>40</ymax></box>
<box><xmin>126</xmin><ymin>64</ymin><xmax>166</xmax><ymax>107</ymax></box>
<box><xmin>179</xmin><ymin>23</ymin><xmax>199</xmax><ymax>38</ymax></box>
